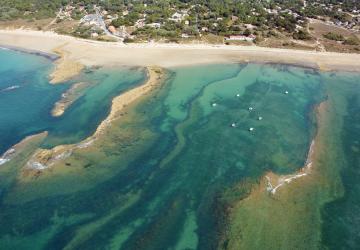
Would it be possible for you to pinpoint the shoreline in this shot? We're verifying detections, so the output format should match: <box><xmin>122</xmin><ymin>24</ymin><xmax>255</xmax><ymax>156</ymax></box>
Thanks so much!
<box><xmin>265</xmin><ymin>101</ymin><xmax>327</xmax><ymax>195</ymax></box>
<box><xmin>223</xmin><ymin>100</ymin><xmax>331</xmax><ymax>249</ymax></box>
<box><xmin>50</xmin><ymin>44</ymin><xmax>85</xmax><ymax>84</ymax></box>
<box><xmin>0</xmin><ymin>44</ymin><xmax>59</xmax><ymax>61</ymax></box>
<box><xmin>0</xmin><ymin>132</ymin><xmax>48</xmax><ymax>166</ymax></box>
<box><xmin>24</xmin><ymin>66</ymin><xmax>165</xmax><ymax>171</ymax></box>
<box><xmin>1</xmin><ymin>29</ymin><xmax>360</xmax><ymax>72</ymax></box>
<box><xmin>51</xmin><ymin>82</ymin><xmax>90</xmax><ymax>117</ymax></box>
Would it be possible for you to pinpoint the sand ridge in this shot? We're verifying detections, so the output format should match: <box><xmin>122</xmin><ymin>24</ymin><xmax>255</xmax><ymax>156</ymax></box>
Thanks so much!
<box><xmin>50</xmin><ymin>43</ymin><xmax>84</xmax><ymax>84</ymax></box>
<box><xmin>24</xmin><ymin>66</ymin><xmax>165</xmax><ymax>171</ymax></box>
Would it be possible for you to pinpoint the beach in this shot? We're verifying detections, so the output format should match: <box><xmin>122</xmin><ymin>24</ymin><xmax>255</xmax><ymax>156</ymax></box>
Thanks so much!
<box><xmin>1</xmin><ymin>29</ymin><xmax>360</xmax><ymax>78</ymax></box>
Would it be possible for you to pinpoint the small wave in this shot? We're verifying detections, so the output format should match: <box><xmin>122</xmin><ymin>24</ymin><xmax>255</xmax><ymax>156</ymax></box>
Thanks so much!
<box><xmin>0</xmin><ymin>85</ymin><xmax>20</xmax><ymax>93</ymax></box>
<box><xmin>0</xmin><ymin>158</ymin><xmax>10</xmax><ymax>166</ymax></box>
<box><xmin>0</xmin><ymin>148</ymin><xmax>16</xmax><ymax>166</ymax></box>
<box><xmin>0</xmin><ymin>47</ymin><xmax>10</xmax><ymax>51</ymax></box>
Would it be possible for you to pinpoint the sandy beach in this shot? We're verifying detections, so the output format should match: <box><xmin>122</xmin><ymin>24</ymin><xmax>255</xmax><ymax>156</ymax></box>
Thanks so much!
<box><xmin>0</xmin><ymin>29</ymin><xmax>357</xmax><ymax>171</ymax></box>
<box><xmin>1</xmin><ymin>29</ymin><xmax>360</xmax><ymax>75</ymax></box>
<box><xmin>50</xmin><ymin>44</ymin><xmax>84</xmax><ymax>84</ymax></box>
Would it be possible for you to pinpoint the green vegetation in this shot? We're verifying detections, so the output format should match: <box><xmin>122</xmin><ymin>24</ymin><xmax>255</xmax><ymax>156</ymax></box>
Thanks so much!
<box><xmin>344</xmin><ymin>37</ymin><xmax>360</xmax><ymax>46</ymax></box>
<box><xmin>323</xmin><ymin>32</ymin><xmax>345</xmax><ymax>41</ymax></box>
<box><xmin>323</xmin><ymin>32</ymin><xmax>360</xmax><ymax>46</ymax></box>
<box><xmin>0</xmin><ymin>0</ymin><xmax>359</xmax><ymax>44</ymax></box>
<box><xmin>293</xmin><ymin>29</ymin><xmax>312</xmax><ymax>40</ymax></box>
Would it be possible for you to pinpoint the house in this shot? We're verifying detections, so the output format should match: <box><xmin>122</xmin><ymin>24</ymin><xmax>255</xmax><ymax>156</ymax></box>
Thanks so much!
<box><xmin>147</xmin><ymin>23</ymin><xmax>161</xmax><ymax>29</ymax></box>
<box><xmin>201</xmin><ymin>27</ymin><xmax>209</xmax><ymax>32</ymax></box>
<box><xmin>135</xmin><ymin>19</ymin><xmax>145</xmax><ymax>28</ymax></box>
<box><xmin>169</xmin><ymin>12</ymin><xmax>188</xmax><ymax>22</ymax></box>
<box><xmin>181</xmin><ymin>33</ymin><xmax>190</xmax><ymax>38</ymax></box>
<box><xmin>225</xmin><ymin>34</ymin><xmax>256</xmax><ymax>42</ymax></box>
<box><xmin>108</xmin><ymin>25</ymin><xmax>117</xmax><ymax>34</ymax></box>
<box><xmin>244</xmin><ymin>24</ymin><xmax>255</xmax><ymax>29</ymax></box>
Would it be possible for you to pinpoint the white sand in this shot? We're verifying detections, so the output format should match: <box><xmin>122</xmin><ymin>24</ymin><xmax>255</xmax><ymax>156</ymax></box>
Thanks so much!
<box><xmin>1</xmin><ymin>29</ymin><xmax>360</xmax><ymax>72</ymax></box>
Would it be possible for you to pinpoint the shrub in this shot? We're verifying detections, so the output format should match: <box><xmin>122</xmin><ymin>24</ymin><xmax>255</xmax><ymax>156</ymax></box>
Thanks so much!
<box><xmin>344</xmin><ymin>37</ymin><xmax>359</xmax><ymax>46</ymax></box>
<box><xmin>293</xmin><ymin>30</ymin><xmax>312</xmax><ymax>40</ymax></box>
<box><xmin>123</xmin><ymin>37</ymin><xmax>135</xmax><ymax>43</ymax></box>
<box><xmin>323</xmin><ymin>32</ymin><xmax>344</xmax><ymax>41</ymax></box>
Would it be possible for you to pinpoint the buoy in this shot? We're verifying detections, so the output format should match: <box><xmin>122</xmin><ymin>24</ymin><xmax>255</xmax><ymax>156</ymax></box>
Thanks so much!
<box><xmin>248</xmin><ymin>107</ymin><xmax>253</xmax><ymax>111</ymax></box>
<box><xmin>258</xmin><ymin>116</ymin><xmax>263</xmax><ymax>121</ymax></box>
<box><xmin>236</xmin><ymin>93</ymin><xmax>240</xmax><ymax>97</ymax></box>
<box><xmin>249</xmin><ymin>127</ymin><xmax>254</xmax><ymax>132</ymax></box>
<box><xmin>231</xmin><ymin>123</ymin><xmax>236</xmax><ymax>128</ymax></box>
<box><xmin>212</xmin><ymin>103</ymin><xmax>217</xmax><ymax>107</ymax></box>
<box><xmin>285</xmin><ymin>90</ymin><xmax>289</xmax><ymax>94</ymax></box>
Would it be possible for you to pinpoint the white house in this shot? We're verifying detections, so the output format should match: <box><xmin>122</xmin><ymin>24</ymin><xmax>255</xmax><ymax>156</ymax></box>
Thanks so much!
<box><xmin>169</xmin><ymin>12</ymin><xmax>188</xmax><ymax>22</ymax></box>
<box><xmin>225</xmin><ymin>34</ymin><xmax>256</xmax><ymax>42</ymax></box>
<box><xmin>147</xmin><ymin>22</ymin><xmax>161</xmax><ymax>29</ymax></box>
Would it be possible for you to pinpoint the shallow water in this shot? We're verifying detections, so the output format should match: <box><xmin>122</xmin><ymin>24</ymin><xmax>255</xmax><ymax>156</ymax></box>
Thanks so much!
<box><xmin>320</xmin><ymin>72</ymin><xmax>360</xmax><ymax>249</ymax></box>
<box><xmin>0</xmin><ymin>50</ymin><xmax>359</xmax><ymax>249</ymax></box>
<box><xmin>0</xmin><ymin>49</ymin><xmax>145</xmax><ymax>153</ymax></box>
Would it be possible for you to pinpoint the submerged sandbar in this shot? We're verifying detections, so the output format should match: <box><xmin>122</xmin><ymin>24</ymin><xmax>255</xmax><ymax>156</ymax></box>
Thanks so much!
<box><xmin>24</xmin><ymin>66</ymin><xmax>165</xmax><ymax>171</ymax></box>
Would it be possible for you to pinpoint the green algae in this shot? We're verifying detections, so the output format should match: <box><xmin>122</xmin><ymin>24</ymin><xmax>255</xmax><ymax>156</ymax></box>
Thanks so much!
<box><xmin>0</xmin><ymin>62</ymin><xmax>359</xmax><ymax>250</ymax></box>
<box><xmin>221</xmin><ymin>70</ymin><xmax>360</xmax><ymax>250</ymax></box>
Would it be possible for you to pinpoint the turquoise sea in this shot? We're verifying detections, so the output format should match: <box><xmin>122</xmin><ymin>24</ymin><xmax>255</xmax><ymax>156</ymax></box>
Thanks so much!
<box><xmin>0</xmin><ymin>49</ymin><xmax>359</xmax><ymax>249</ymax></box>
<box><xmin>0</xmin><ymin>48</ymin><xmax>145</xmax><ymax>153</ymax></box>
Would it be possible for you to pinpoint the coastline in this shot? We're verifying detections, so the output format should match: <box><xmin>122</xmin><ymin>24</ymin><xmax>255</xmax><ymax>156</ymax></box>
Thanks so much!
<box><xmin>222</xmin><ymin>101</ymin><xmax>330</xmax><ymax>249</ymax></box>
<box><xmin>0</xmin><ymin>132</ymin><xmax>48</xmax><ymax>166</ymax></box>
<box><xmin>50</xmin><ymin>44</ymin><xmax>85</xmax><ymax>84</ymax></box>
<box><xmin>1</xmin><ymin>29</ymin><xmax>360</xmax><ymax>72</ymax></box>
<box><xmin>265</xmin><ymin>101</ymin><xmax>326</xmax><ymax>195</ymax></box>
<box><xmin>0</xmin><ymin>44</ymin><xmax>59</xmax><ymax>61</ymax></box>
<box><xmin>24</xmin><ymin>66</ymin><xmax>165</xmax><ymax>170</ymax></box>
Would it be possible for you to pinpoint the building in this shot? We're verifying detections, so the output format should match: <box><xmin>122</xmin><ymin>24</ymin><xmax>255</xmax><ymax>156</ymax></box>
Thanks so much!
<box><xmin>108</xmin><ymin>25</ymin><xmax>117</xmax><ymax>34</ymax></box>
<box><xmin>169</xmin><ymin>12</ymin><xmax>188</xmax><ymax>22</ymax></box>
<box><xmin>225</xmin><ymin>34</ymin><xmax>256</xmax><ymax>42</ymax></box>
<box><xmin>147</xmin><ymin>23</ymin><xmax>161</xmax><ymax>29</ymax></box>
<box><xmin>135</xmin><ymin>19</ymin><xmax>145</xmax><ymax>28</ymax></box>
